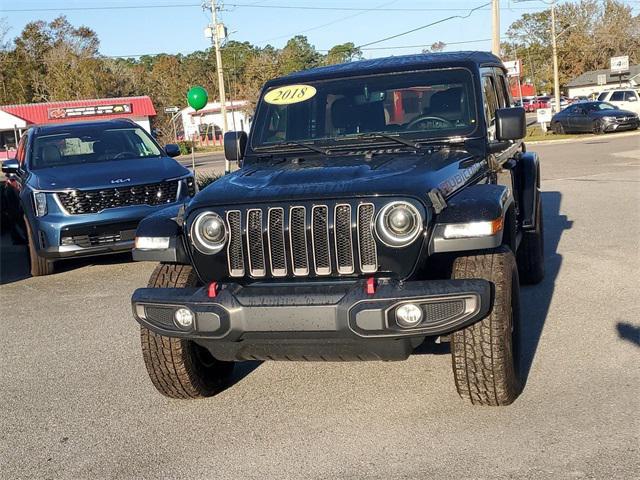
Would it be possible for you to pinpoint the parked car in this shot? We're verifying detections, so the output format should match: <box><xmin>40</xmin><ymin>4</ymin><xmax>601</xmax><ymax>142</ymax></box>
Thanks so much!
<box><xmin>549</xmin><ymin>96</ymin><xmax>569</xmax><ymax>111</ymax></box>
<box><xmin>531</xmin><ymin>96</ymin><xmax>551</xmax><ymax>110</ymax></box>
<box><xmin>550</xmin><ymin>101</ymin><xmax>639</xmax><ymax>134</ymax></box>
<box><xmin>570</xmin><ymin>96</ymin><xmax>589</xmax><ymax>103</ymax></box>
<box><xmin>596</xmin><ymin>89</ymin><xmax>640</xmax><ymax>115</ymax></box>
<box><xmin>522</xmin><ymin>97</ymin><xmax>536</xmax><ymax>112</ymax></box>
<box><xmin>130</xmin><ymin>52</ymin><xmax>544</xmax><ymax>406</ymax></box>
<box><xmin>1</xmin><ymin>119</ymin><xmax>196</xmax><ymax>276</ymax></box>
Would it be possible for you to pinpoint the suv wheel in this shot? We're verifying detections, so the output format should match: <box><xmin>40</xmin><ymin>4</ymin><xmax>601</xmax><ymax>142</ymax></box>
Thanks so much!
<box><xmin>517</xmin><ymin>194</ymin><xmax>545</xmax><ymax>284</ymax></box>
<box><xmin>140</xmin><ymin>263</ymin><xmax>234</xmax><ymax>399</ymax></box>
<box><xmin>24</xmin><ymin>216</ymin><xmax>54</xmax><ymax>276</ymax></box>
<box><xmin>450</xmin><ymin>247</ymin><xmax>522</xmax><ymax>406</ymax></box>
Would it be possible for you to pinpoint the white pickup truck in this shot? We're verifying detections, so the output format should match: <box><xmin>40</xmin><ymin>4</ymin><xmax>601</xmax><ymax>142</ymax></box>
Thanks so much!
<box><xmin>597</xmin><ymin>89</ymin><xmax>640</xmax><ymax>115</ymax></box>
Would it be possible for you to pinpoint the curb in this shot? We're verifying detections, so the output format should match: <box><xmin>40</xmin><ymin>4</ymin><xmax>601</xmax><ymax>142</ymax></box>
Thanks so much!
<box><xmin>526</xmin><ymin>129</ymin><xmax>640</xmax><ymax>146</ymax></box>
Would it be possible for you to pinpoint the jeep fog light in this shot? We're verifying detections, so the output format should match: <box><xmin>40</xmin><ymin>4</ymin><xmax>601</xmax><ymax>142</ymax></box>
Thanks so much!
<box><xmin>135</xmin><ymin>236</ymin><xmax>170</xmax><ymax>250</ymax></box>
<box><xmin>174</xmin><ymin>308</ymin><xmax>194</xmax><ymax>329</ymax></box>
<box><xmin>395</xmin><ymin>303</ymin><xmax>423</xmax><ymax>328</ymax></box>
<box><xmin>443</xmin><ymin>218</ymin><xmax>503</xmax><ymax>239</ymax></box>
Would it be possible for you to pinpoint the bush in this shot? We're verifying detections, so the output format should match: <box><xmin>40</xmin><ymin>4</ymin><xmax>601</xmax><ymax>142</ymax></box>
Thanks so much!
<box><xmin>196</xmin><ymin>172</ymin><xmax>221</xmax><ymax>190</ymax></box>
<box><xmin>177</xmin><ymin>141</ymin><xmax>193</xmax><ymax>155</ymax></box>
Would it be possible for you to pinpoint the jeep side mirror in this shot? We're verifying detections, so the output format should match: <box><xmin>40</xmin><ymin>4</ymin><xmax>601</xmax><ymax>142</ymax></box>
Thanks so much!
<box><xmin>164</xmin><ymin>143</ymin><xmax>181</xmax><ymax>158</ymax></box>
<box><xmin>2</xmin><ymin>158</ymin><xmax>19</xmax><ymax>175</ymax></box>
<box><xmin>224</xmin><ymin>131</ymin><xmax>248</xmax><ymax>167</ymax></box>
<box><xmin>495</xmin><ymin>107</ymin><xmax>526</xmax><ymax>141</ymax></box>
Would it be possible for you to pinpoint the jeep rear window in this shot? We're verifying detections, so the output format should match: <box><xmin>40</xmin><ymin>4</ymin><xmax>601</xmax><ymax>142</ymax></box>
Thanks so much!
<box><xmin>30</xmin><ymin>125</ymin><xmax>162</xmax><ymax>169</ymax></box>
<box><xmin>252</xmin><ymin>69</ymin><xmax>478</xmax><ymax>148</ymax></box>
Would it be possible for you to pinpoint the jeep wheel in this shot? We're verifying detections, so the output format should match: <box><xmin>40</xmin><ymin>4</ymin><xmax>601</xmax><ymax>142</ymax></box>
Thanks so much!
<box><xmin>450</xmin><ymin>247</ymin><xmax>522</xmax><ymax>406</ymax></box>
<box><xmin>25</xmin><ymin>216</ymin><xmax>54</xmax><ymax>276</ymax></box>
<box><xmin>517</xmin><ymin>194</ymin><xmax>545</xmax><ymax>284</ymax></box>
<box><xmin>140</xmin><ymin>263</ymin><xmax>234</xmax><ymax>399</ymax></box>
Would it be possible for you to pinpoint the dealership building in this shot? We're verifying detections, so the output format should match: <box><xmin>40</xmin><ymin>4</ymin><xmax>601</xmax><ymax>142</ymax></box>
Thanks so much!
<box><xmin>0</xmin><ymin>96</ymin><xmax>156</xmax><ymax>159</ymax></box>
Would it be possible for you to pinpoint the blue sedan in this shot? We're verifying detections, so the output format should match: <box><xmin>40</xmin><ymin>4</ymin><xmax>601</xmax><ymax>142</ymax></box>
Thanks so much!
<box><xmin>1</xmin><ymin>119</ymin><xmax>195</xmax><ymax>276</ymax></box>
<box><xmin>550</xmin><ymin>101</ymin><xmax>639</xmax><ymax>134</ymax></box>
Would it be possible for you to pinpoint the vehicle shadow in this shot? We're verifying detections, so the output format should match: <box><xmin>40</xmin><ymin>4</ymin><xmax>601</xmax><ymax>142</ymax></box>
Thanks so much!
<box><xmin>414</xmin><ymin>191</ymin><xmax>572</xmax><ymax>390</ymax></box>
<box><xmin>221</xmin><ymin>361</ymin><xmax>262</xmax><ymax>393</ymax></box>
<box><xmin>616</xmin><ymin>322</ymin><xmax>640</xmax><ymax>347</ymax></box>
<box><xmin>518</xmin><ymin>191</ymin><xmax>571</xmax><ymax>386</ymax></box>
<box><xmin>0</xmin><ymin>231</ymin><xmax>135</xmax><ymax>285</ymax></box>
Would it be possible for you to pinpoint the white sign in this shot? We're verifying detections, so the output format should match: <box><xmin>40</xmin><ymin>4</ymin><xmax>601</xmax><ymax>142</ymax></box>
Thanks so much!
<box><xmin>537</xmin><ymin>108</ymin><xmax>552</xmax><ymax>124</ymax></box>
<box><xmin>597</xmin><ymin>74</ymin><xmax>607</xmax><ymax>85</ymax></box>
<box><xmin>610</xmin><ymin>56</ymin><xmax>629</xmax><ymax>74</ymax></box>
<box><xmin>503</xmin><ymin>60</ymin><xmax>521</xmax><ymax>77</ymax></box>
<box><xmin>164</xmin><ymin>106</ymin><xmax>179</xmax><ymax>114</ymax></box>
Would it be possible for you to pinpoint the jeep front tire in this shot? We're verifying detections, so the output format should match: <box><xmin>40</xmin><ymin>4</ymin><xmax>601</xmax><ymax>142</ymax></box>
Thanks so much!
<box><xmin>140</xmin><ymin>264</ymin><xmax>234</xmax><ymax>399</ymax></box>
<box><xmin>450</xmin><ymin>247</ymin><xmax>522</xmax><ymax>406</ymax></box>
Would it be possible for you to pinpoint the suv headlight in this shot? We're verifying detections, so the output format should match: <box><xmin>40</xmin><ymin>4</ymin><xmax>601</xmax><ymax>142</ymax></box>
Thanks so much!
<box><xmin>601</xmin><ymin>116</ymin><xmax>616</xmax><ymax>122</ymax></box>
<box><xmin>375</xmin><ymin>201</ymin><xmax>422</xmax><ymax>247</ymax></box>
<box><xmin>33</xmin><ymin>192</ymin><xmax>47</xmax><ymax>217</ymax></box>
<box><xmin>191</xmin><ymin>211</ymin><xmax>227</xmax><ymax>254</ymax></box>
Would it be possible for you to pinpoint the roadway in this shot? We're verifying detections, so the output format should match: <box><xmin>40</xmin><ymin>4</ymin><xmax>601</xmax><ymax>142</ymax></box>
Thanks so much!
<box><xmin>1</xmin><ymin>133</ymin><xmax>639</xmax><ymax>479</ymax></box>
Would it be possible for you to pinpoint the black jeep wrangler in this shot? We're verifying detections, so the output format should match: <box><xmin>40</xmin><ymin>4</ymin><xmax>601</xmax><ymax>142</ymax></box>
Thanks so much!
<box><xmin>131</xmin><ymin>52</ymin><xmax>544</xmax><ymax>406</ymax></box>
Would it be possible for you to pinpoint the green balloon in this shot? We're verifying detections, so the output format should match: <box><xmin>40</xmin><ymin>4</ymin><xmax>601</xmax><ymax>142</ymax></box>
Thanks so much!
<box><xmin>187</xmin><ymin>86</ymin><xmax>208</xmax><ymax>111</ymax></box>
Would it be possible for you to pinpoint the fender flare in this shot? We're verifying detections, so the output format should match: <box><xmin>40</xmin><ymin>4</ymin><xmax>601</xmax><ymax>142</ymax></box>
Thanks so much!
<box><xmin>518</xmin><ymin>151</ymin><xmax>540</xmax><ymax>230</ymax></box>
<box><xmin>429</xmin><ymin>184</ymin><xmax>513</xmax><ymax>254</ymax></box>
<box><xmin>133</xmin><ymin>204</ymin><xmax>191</xmax><ymax>264</ymax></box>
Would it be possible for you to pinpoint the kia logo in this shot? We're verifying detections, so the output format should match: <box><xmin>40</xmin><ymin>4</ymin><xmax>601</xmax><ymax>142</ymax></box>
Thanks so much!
<box><xmin>110</xmin><ymin>178</ymin><xmax>131</xmax><ymax>184</ymax></box>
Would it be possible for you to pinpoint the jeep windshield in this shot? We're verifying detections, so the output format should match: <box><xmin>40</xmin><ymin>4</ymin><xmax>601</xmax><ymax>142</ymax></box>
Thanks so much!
<box><xmin>252</xmin><ymin>68</ymin><xmax>478</xmax><ymax>151</ymax></box>
<box><xmin>30</xmin><ymin>125</ymin><xmax>163</xmax><ymax>169</ymax></box>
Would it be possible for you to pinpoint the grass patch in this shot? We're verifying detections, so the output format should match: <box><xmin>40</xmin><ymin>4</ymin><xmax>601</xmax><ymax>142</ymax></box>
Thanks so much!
<box><xmin>525</xmin><ymin>125</ymin><xmax>588</xmax><ymax>142</ymax></box>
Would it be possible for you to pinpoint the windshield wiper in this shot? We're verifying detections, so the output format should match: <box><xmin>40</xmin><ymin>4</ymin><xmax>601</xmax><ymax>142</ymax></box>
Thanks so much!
<box><xmin>347</xmin><ymin>132</ymin><xmax>422</xmax><ymax>150</ymax></box>
<box><xmin>257</xmin><ymin>141</ymin><xmax>328</xmax><ymax>155</ymax></box>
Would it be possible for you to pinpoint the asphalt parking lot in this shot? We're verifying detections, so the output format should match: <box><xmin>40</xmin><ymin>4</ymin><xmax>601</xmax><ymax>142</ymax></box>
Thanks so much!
<box><xmin>1</xmin><ymin>133</ymin><xmax>639</xmax><ymax>479</ymax></box>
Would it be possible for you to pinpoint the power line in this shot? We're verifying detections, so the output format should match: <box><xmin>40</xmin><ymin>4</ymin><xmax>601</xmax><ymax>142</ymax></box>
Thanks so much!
<box><xmin>2</xmin><ymin>2</ymin><xmax>546</xmax><ymax>13</ymax></box>
<box><xmin>256</xmin><ymin>0</ymin><xmax>400</xmax><ymax>43</ymax></box>
<box><xmin>356</xmin><ymin>2</ymin><xmax>491</xmax><ymax>48</ymax></box>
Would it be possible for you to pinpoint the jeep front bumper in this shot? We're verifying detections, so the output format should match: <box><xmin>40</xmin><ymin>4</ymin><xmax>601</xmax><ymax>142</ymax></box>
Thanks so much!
<box><xmin>131</xmin><ymin>279</ymin><xmax>491</xmax><ymax>361</ymax></box>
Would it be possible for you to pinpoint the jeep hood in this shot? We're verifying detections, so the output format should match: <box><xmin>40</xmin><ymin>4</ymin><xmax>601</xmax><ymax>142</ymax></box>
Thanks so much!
<box><xmin>32</xmin><ymin>157</ymin><xmax>189</xmax><ymax>191</ymax></box>
<box><xmin>189</xmin><ymin>149</ymin><xmax>481</xmax><ymax>210</ymax></box>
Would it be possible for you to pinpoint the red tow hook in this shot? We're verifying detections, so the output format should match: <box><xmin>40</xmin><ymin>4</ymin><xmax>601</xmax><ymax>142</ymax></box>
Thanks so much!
<box><xmin>207</xmin><ymin>281</ymin><xmax>219</xmax><ymax>298</ymax></box>
<box><xmin>365</xmin><ymin>277</ymin><xmax>376</xmax><ymax>295</ymax></box>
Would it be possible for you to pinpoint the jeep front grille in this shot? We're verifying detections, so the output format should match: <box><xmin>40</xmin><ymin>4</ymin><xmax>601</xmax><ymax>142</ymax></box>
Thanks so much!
<box><xmin>56</xmin><ymin>180</ymin><xmax>180</xmax><ymax>215</ymax></box>
<box><xmin>225</xmin><ymin>203</ymin><xmax>378</xmax><ymax>278</ymax></box>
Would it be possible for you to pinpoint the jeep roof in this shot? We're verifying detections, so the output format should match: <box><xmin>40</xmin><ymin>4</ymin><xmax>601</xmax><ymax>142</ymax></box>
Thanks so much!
<box><xmin>266</xmin><ymin>51</ymin><xmax>504</xmax><ymax>87</ymax></box>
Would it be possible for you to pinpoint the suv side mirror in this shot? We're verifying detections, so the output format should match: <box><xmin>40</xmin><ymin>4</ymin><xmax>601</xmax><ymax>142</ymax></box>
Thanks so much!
<box><xmin>2</xmin><ymin>158</ymin><xmax>19</xmax><ymax>175</ymax></box>
<box><xmin>495</xmin><ymin>107</ymin><xmax>526</xmax><ymax>141</ymax></box>
<box><xmin>164</xmin><ymin>143</ymin><xmax>181</xmax><ymax>158</ymax></box>
<box><xmin>628</xmin><ymin>96</ymin><xmax>637</xmax><ymax>102</ymax></box>
<box><xmin>224</xmin><ymin>131</ymin><xmax>247</xmax><ymax>166</ymax></box>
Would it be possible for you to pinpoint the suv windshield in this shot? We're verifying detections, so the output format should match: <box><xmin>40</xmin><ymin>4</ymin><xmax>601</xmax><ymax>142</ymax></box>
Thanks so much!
<box><xmin>252</xmin><ymin>68</ymin><xmax>477</xmax><ymax>149</ymax></box>
<box><xmin>30</xmin><ymin>125</ymin><xmax>162</xmax><ymax>169</ymax></box>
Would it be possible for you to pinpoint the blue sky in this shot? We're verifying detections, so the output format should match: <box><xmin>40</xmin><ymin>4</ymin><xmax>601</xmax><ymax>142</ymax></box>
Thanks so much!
<box><xmin>2</xmin><ymin>0</ymin><xmax>639</xmax><ymax>58</ymax></box>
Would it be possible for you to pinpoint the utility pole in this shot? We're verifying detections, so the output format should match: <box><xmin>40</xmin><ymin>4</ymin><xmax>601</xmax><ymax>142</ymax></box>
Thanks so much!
<box><xmin>208</xmin><ymin>0</ymin><xmax>230</xmax><ymax>172</ymax></box>
<box><xmin>492</xmin><ymin>0</ymin><xmax>500</xmax><ymax>56</ymax></box>
<box><xmin>550</xmin><ymin>0</ymin><xmax>560</xmax><ymax>113</ymax></box>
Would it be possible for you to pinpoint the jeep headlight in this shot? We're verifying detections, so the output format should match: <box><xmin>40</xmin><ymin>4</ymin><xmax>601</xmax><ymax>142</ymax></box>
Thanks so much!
<box><xmin>376</xmin><ymin>201</ymin><xmax>422</xmax><ymax>247</ymax></box>
<box><xmin>191</xmin><ymin>211</ymin><xmax>227</xmax><ymax>254</ymax></box>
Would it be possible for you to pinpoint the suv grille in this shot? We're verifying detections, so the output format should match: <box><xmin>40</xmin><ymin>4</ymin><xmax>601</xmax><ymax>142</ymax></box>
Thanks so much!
<box><xmin>224</xmin><ymin>203</ymin><xmax>378</xmax><ymax>278</ymax></box>
<box><xmin>56</xmin><ymin>180</ymin><xmax>180</xmax><ymax>215</ymax></box>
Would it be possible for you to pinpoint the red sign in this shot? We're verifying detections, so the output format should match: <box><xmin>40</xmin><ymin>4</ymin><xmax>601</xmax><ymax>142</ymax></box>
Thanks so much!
<box><xmin>47</xmin><ymin>103</ymin><xmax>132</xmax><ymax>120</ymax></box>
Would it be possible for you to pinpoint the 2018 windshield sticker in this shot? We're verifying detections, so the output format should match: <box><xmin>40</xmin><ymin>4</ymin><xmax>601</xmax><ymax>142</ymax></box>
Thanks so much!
<box><xmin>264</xmin><ymin>85</ymin><xmax>316</xmax><ymax>105</ymax></box>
